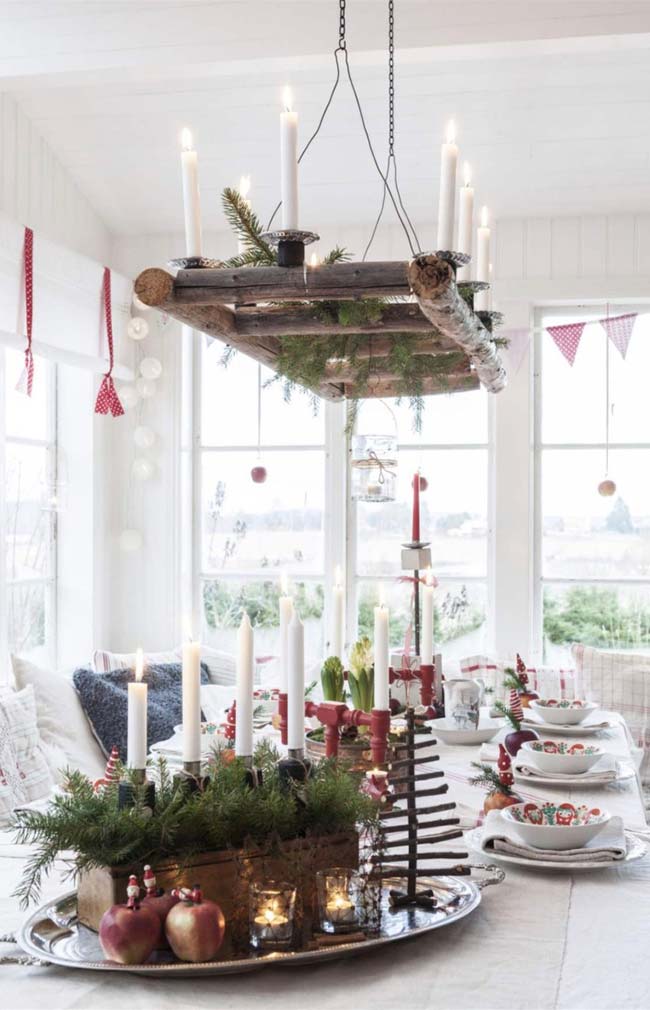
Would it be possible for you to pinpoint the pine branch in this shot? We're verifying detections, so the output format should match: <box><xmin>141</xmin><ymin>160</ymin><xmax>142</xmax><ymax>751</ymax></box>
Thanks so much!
<box><xmin>494</xmin><ymin>700</ymin><xmax>520</xmax><ymax>731</ymax></box>
<box><xmin>221</xmin><ymin>187</ymin><xmax>276</xmax><ymax>265</ymax></box>
<box><xmin>469</xmin><ymin>761</ymin><xmax>514</xmax><ymax>796</ymax></box>
<box><xmin>322</xmin><ymin>246</ymin><xmax>351</xmax><ymax>265</ymax></box>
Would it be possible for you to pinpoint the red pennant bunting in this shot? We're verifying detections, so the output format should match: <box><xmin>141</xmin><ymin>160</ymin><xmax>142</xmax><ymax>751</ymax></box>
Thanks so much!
<box><xmin>15</xmin><ymin>226</ymin><xmax>34</xmax><ymax>397</ymax></box>
<box><xmin>546</xmin><ymin>321</ymin><xmax>586</xmax><ymax>366</ymax></box>
<box><xmin>600</xmin><ymin>312</ymin><xmax>637</xmax><ymax>359</ymax></box>
<box><xmin>94</xmin><ymin>267</ymin><xmax>124</xmax><ymax>417</ymax></box>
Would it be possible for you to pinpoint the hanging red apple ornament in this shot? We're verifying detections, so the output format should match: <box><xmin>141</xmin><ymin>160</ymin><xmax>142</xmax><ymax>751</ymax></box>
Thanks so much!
<box><xmin>412</xmin><ymin>475</ymin><xmax>428</xmax><ymax>492</ymax></box>
<box><xmin>598</xmin><ymin>479</ymin><xmax>616</xmax><ymax>497</ymax></box>
<box><xmin>165</xmin><ymin>885</ymin><xmax>226</xmax><ymax>962</ymax></box>
<box><xmin>251</xmin><ymin>464</ymin><xmax>267</xmax><ymax>484</ymax></box>
<box><xmin>99</xmin><ymin>876</ymin><xmax>161</xmax><ymax>964</ymax></box>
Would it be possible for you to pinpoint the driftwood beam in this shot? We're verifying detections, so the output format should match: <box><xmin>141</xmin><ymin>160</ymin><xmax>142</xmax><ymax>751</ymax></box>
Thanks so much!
<box><xmin>343</xmin><ymin>373</ymin><xmax>479</xmax><ymax>399</ymax></box>
<box><xmin>408</xmin><ymin>254</ymin><xmax>507</xmax><ymax>393</ymax></box>
<box><xmin>233</xmin><ymin>302</ymin><xmax>456</xmax><ymax>342</ymax></box>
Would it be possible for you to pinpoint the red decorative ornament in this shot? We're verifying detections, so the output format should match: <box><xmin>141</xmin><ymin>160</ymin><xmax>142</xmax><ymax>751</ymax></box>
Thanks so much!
<box><xmin>497</xmin><ymin>744</ymin><xmax>514</xmax><ymax>788</ymax></box>
<box><xmin>250</xmin><ymin>465</ymin><xmax>267</xmax><ymax>484</ymax></box>
<box><xmin>93</xmin><ymin>744</ymin><xmax>120</xmax><ymax>792</ymax></box>
<box><xmin>413</xmin><ymin>475</ymin><xmax>428</xmax><ymax>492</ymax></box>
<box><xmin>94</xmin><ymin>267</ymin><xmax>125</xmax><ymax>417</ymax></box>
<box><xmin>222</xmin><ymin>701</ymin><xmax>236</xmax><ymax>742</ymax></box>
<box><xmin>15</xmin><ymin>226</ymin><xmax>35</xmax><ymax>397</ymax></box>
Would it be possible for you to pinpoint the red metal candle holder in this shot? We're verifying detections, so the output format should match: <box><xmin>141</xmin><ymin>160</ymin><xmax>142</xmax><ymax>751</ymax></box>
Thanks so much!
<box><xmin>278</xmin><ymin>694</ymin><xmax>391</xmax><ymax>765</ymax></box>
<box><xmin>389</xmin><ymin>664</ymin><xmax>435</xmax><ymax>713</ymax></box>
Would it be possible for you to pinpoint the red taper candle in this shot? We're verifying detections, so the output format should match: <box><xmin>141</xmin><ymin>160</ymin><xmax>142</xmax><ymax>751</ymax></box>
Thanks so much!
<box><xmin>412</xmin><ymin>472</ymin><xmax>421</xmax><ymax>542</ymax></box>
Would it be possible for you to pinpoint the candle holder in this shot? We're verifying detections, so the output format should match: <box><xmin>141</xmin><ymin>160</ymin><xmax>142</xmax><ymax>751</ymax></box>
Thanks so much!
<box><xmin>118</xmin><ymin>769</ymin><xmax>156</xmax><ymax>811</ymax></box>
<box><xmin>167</xmin><ymin>256</ymin><xmax>222</xmax><ymax>270</ymax></box>
<box><xmin>401</xmin><ymin>539</ymin><xmax>432</xmax><ymax>659</ymax></box>
<box><xmin>316</xmin><ymin>868</ymin><xmax>361</xmax><ymax>934</ymax></box>
<box><xmin>260</xmin><ymin>229</ymin><xmax>319</xmax><ymax>268</ymax></box>
<box><xmin>303</xmin><ymin>701</ymin><xmax>391</xmax><ymax>765</ymax></box>
<box><xmin>173</xmin><ymin>760</ymin><xmax>211</xmax><ymax>796</ymax></box>
<box><xmin>278</xmin><ymin>748</ymin><xmax>312</xmax><ymax>790</ymax></box>
<box><xmin>249</xmin><ymin>880</ymin><xmax>296</xmax><ymax>951</ymax></box>
<box><xmin>240</xmin><ymin>754</ymin><xmax>264</xmax><ymax>789</ymax></box>
<box><xmin>420</xmin><ymin>250</ymin><xmax>471</xmax><ymax>277</ymax></box>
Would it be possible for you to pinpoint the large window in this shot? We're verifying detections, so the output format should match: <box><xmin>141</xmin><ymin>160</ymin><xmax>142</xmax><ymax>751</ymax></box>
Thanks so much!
<box><xmin>2</xmin><ymin>348</ymin><xmax>57</xmax><ymax>664</ymax></box>
<box><xmin>537</xmin><ymin>309</ymin><xmax>650</xmax><ymax>662</ymax></box>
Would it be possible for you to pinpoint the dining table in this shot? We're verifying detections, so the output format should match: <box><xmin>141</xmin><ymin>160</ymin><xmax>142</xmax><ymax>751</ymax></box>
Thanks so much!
<box><xmin>0</xmin><ymin>708</ymin><xmax>648</xmax><ymax>1010</ymax></box>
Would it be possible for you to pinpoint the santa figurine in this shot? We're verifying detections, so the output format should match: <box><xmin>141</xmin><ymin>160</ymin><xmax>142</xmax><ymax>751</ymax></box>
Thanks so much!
<box><xmin>142</xmin><ymin>865</ymin><xmax>156</xmax><ymax>897</ymax></box>
<box><xmin>222</xmin><ymin>701</ymin><xmax>236</xmax><ymax>743</ymax></box>
<box><xmin>497</xmin><ymin>744</ymin><xmax>514</xmax><ymax>789</ymax></box>
<box><xmin>126</xmin><ymin>874</ymin><xmax>141</xmax><ymax>909</ymax></box>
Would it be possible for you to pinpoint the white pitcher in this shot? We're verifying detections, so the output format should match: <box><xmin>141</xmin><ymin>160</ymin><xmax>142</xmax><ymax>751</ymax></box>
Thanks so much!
<box><xmin>443</xmin><ymin>678</ymin><xmax>481</xmax><ymax>730</ymax></box>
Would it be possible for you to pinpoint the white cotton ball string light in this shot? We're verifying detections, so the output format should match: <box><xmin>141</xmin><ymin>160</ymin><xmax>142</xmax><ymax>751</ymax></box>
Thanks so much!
<box><xmin>133</xmin><ymin>425</ymin><xmax>156</xmax><ymax>450</ymax></box>
<box><xmin>139</xmin><ymin>357</ymin><xmax>163</xmax><ymax>381</ymax></box>
<box><xmin>127</xmin><ymin>317</ymin><xmax>149</xmax><ymax>341</ymax></box>
<box><xmin>136</xmin><ymin>377</ymin><xmax>157</xmax><ymax>399</ymax></box>
<box><xmin>118</xmin><ymin>384</ymin><xmax>139</xmax><ymax>410</ymax></box>
<box><xmin>132</xmin><ymin>458</ymin><xmax>155</xmax><ymax>481</ymax></box>
<box><xmin>119</xmin><ymin>529</ymin><xmax>143</xmax><ymax>552</ymax></box>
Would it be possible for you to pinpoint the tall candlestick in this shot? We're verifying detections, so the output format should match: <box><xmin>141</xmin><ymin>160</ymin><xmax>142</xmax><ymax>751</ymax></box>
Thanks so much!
<box><xmin>287</xmin><ymin>612</ymin><xmax>305</xmax><ymax>750</ymax></box>
<box><xmin>457</xmin><ymin>162</ymin><xmax>474</xmax><ymax>281</ymax></box>
<box><xmin>236</xmin><ymin>612</ymin><xmax>254</xmax><ymax>758</ymax></box>
<box><xmin>279</xmin><ymin>572</ymin><xmax>294</xmax><ymax>693</ymax></box>
<box><xmin>436</xmin><ymin>120</ymin><xmax>458</xmax><ymax>251</ymax></box>
<box><xmin>180</xmin><ymin>128</ymin><xmax>202</xmax><ymax>257</ymax></box>
<box><xmin>238</xmin><ymin>175</ymin><xmax>251</xmax><ymax>256</ymax></box>
<box><xmin>182</xmin><ymin>637</ymin><xmax>202</xmax><ymax>763</ymax></box>
<box><xmin>332</xmin><ymin>564</ymin><xmax>345</xmax><ymax>660</ymax></box>
<box><xmin>127</xmin><ymin>647</ymin><xmax>147</xmax><ymax>770</ymax></box>
<box><xmin>421</xmin><ymin>567</ymin><xmax>435</xmax><ymax>666</ymax></box>
<box><xmin>412</xmin><ymin>472</ymin><xmax>421</xmax><ymax>542</ymax></box>
<box><xmin>280</xmin><ymin>87</ymin><xmax>299</xmax><ymax>230</ymax></box>
<box><xmin>475</xmin><ymin>206</ymin><xmax>491</xmax><ymax>312</ymax></box>
<box><xmin>373</xmin><ymin>603</ymin><xmax>390</xmax><ymax>710</ymax></box>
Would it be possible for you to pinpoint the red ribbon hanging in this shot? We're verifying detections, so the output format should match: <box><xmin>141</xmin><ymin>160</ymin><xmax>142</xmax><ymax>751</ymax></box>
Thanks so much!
<box><xmin>15</xmin><ymin>226</ymin><xmax>34</xmax><ymax>397</ymax></box>
<box><xmin>94</xmin><ymin>267</ymin><xmax>125</xmax><ymax>417</ymax></box>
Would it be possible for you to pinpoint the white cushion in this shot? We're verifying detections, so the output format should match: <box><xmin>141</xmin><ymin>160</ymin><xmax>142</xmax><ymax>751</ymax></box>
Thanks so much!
<box><xmin>0</xmin><ymin>685</ymin><xmax>53</xmax><ymax>825</ymax></box>
<box><xmin>11</xmin><ymin>656</ymin><xmax>105</xmax><ymax>781</ymax></box>
<box><xmin>92</xmin><ymin>648</ymin><xmax>179</xmax><ymax>673</ymax></box>
<box><xmin>571</xmin><ymin>644</ymin><xmax>650</xmax><ymax>783</ymax></box>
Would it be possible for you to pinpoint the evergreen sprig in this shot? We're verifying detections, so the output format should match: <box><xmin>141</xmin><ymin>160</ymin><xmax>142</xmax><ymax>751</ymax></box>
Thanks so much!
<box><xmin>12</xmin><ymin>748</ymin><xmax>377</xmax><ymax>909</ymax></box>
<box><xmin>494</xmin><ymin>700</ymin><xmax>521</xmax><ymax>731</ymax></box>
<box><xmin>220</xmin><ymin>187</ymin><xmax>276</xmax><ymax>266</ymax></box>
<box><xmin>503</xmin><ymin>666</ymin><xmax>527</xmax><ymax>693</ymax></box>
<box><xmin>469</xmin><ymin>761</ymin><xmax>514</xmax><ymax>796</ymax></box>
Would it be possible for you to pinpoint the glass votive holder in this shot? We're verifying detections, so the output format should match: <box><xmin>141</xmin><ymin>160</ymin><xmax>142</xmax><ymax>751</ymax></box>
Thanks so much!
<box><xmin>316</xmin><ymin>868</ymin><xmax>361</xmax><ymax>934</ymax></box>
<box><xmin>249</xmin><ymin>880</ymin><xmax>296</xmax><ymax>951</ymax></box>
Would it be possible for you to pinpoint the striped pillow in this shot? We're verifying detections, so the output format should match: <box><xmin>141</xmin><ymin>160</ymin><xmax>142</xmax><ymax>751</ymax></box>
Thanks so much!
<box><xmin>93</xmin><ymin>649</ymin><xmax>179</xmax><ymax>674</ymax></box>
<box><xmin>0</xmin><ymin>686</ymin><xmax>53</xmax><ymax>825</ymax></box>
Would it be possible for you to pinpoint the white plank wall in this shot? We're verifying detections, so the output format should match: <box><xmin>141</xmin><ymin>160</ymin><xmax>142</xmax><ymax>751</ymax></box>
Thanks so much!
<box><xmin>0</xmin><ymin>92</ymin><xmax>111</xmax><ymax>264</ymax></box>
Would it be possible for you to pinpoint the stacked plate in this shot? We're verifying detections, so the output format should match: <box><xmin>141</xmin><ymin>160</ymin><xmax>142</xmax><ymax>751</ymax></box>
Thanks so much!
<box><xmin>512</xmin><ymin>739</ymin><xmax>632</xmax><ymax>787</ymax></box>
<box><xmin>522</xmin><ymin>698</ymin><xmax>612</xmax><ymax>736</ymax></box>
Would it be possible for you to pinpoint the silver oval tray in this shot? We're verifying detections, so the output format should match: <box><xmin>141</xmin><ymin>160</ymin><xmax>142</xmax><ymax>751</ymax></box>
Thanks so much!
<box><xmin>465</xmin><ymin>827</ymin><xmax>648</xmax><ymax>871</ymax></box>
<box><xmin>19</xmin><ymin>876</ymin><xmax>485</xmax><ymax>977</ymax></box>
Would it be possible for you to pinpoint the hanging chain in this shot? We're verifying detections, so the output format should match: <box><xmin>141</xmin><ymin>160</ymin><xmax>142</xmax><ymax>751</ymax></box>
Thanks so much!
<box><xmin>388</xmin><ymin>0</ymin><xmax>395</xmax><ymax>157</ymax></box>
<box><xmin>338</xmin><ymin>0</ymin><xmax>347</xmax><ymax>49</ymax></box>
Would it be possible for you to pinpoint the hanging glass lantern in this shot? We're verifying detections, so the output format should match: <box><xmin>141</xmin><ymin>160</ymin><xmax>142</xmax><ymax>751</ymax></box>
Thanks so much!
<box><xmin>350</xmin><ymin>400</ymin><xmax>398</xmax><ymax>503</ymax></box>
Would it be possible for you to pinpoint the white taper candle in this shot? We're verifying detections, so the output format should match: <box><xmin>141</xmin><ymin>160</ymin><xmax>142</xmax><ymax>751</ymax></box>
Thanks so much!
<box><xmin>421</xmin><ymin>568</ymin><xmax>435</xmax><ymax>666</ymax></box>
<box><xmin>287</xmin><ymin>611</ymin><xmax>305</xmax><ymax>750</ymax></box>
<box><xmin>373</xmin><ymin>604</ymin><xmax>390</xmax><ymax>710</ymax></box>
<box><xmin>182</xmin><ymin>638</ymin><xmax>202</xmax><ymax>763</ymax></box>
<box><xmin>127</xmin><ymin>648</ymin><xmax>147</xmax><ymax>770</ymax></box>
<box><xmin>280</xmin><ymin>87</ymin><xmax>299</xmax><ymax>229</ymax></box>
<box><xmin>279</xmin><ymin>572</ymin><xmax>294</xmax><ymax>694</ymax></box>
<box><xmin>475</xmin><ymin>206</ymin><xmax>491</xmax><ymax>312</ymax></box>
<box><xmin>436</xmin><ymin>120</ymin><xmax>458</xmax><ymax>251</ymax></box>
<box><xmin>236</xmin><ymin>612</ymin><xmax>254</xmax><ymax>758</ymax></box>
<box><xmin>332</xmin><ymin>564</ymin><xmax>345</xmax><ymax>661</ymax></box>
<box><xmin>456</xmin><ymin>162</ymin><xmax>474</xmax><ymax>281</ymax></box>
<box><xmin>180</xmin><ymin>128</ymin><xmax>202</xmax><ymax>257</ymax></box>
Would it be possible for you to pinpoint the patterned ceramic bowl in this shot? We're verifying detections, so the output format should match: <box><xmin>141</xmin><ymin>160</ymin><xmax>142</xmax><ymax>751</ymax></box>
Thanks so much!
<box><xmin>503</xmin><ymin>801</ymin><xmax>610</xmax><ymax>850</ymax></box>
<box><xmin>520</xmin><ymin>739</ymin><xmax>603</xmax><ymax>774</ymax></box>
<box><xmin>529</xmin><ymin>699</ymin><xmax>598</xmax><ymax>725</ymax></box>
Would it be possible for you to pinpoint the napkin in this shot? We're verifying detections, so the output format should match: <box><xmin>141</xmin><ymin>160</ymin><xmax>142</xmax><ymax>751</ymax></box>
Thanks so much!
<box><xmin>513</xmin><ymin>754</ymin><xmax>619</xmax><ymax>783</ymax></box>
<box><xmin>479</xmin><ymin>743</ymin><xmax>499</xmax><ymax>762</ymax></box>
<box><xmin>477</xmin><ymin>809</ymin><xmax>628</xmax><ymax>863</ymax></box>
<box><xmin>521</xmin><ymin>716</ymin><xmax>611</xmax><ymax>732</ymax></box>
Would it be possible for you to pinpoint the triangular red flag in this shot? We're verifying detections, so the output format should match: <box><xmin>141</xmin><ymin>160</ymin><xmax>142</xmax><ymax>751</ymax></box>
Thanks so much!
<box><xmin>546</xmin><ymin>321</ymin><xmax>585</xmax><ymax>366</ymax></box>
<box><xmin>600</xmin><ymin>313</ymin><xmax>637</xmax><ymax>359</ymax></box>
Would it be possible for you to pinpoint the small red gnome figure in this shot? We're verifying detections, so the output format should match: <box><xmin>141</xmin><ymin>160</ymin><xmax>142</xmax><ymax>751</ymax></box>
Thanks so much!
<box><xmin>477</xmin><ymin>744</ymin><xmax>522</xmax><ymax>814</ymax></box>
<box><xmin>126</xmin><ymin>874</ymin><xmax>141</xmax><ymax>909</ymax></box>
<box><xmin>515</xmin><ymin>654</ymin><xmax>539</xmax><ymax>707</ymax></box>
<box><xmin>94</xmin><ymin>745</ymin><xmax>120</xmax><ymax>793</ymax></box>
<box><xmin>222</xmin><ymin>701</ymin><xmax>236</xmax><ymax>743</ymax></box>
<box><xmin>497</xmin><ymin>743</ymin><xmax>514</xmax><ymax>789</ymax></box>
<box><xmin>142</xmin><ymin>865</ymin><xmax>156</xmax><ymax>897</ymax></box>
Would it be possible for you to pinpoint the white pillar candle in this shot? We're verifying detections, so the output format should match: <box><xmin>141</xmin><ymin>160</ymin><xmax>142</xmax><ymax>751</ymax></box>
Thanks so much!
<box><xmin>436</xmin><ymin>120</ymin><xmax>458</xmax><ymax>251</ymax></box>
<box><xmin>279</xmin><ymin>572</ymin><xmax>294</xmax><ymax>694</ymax></box>
<box><xmin>373</xmin><ymin>603</ymin><xmax>390</xmax><ymax>710</ymax></box>
<box><xmin>237</xmin><ymin>175</ymin><xmax>251</xmax><ymax>255</ymax></box>
<box><xmin>475</xmin><ymin>206</ymin><xmax>491</xmax><ymax>311</ymax></box>
<box><xmin>287</xmin><ymin>611</ymin><xmax>305</xmax><ymax>750</ymax></box>
<box><xmin>332</xmin><ymin>564</ymin><xmax>345</xmax><ymax>660</ymax></box>
<box><xmin>236</xmin><ymin>612</ymin><xmax>254</xmax><ymax>758</ymax></box>
<box><xmin>182</xmin><ymin>638</ymin><xmax>202</xmax><ymax>763</ymax></box>
<box><xmin>280</xmin><ymin>87</ymin><xmax>299</xmax><ymax>230</ymax></box>
<box><xmin>127</xmin><ymin>648</ymin><xmax>148</xmax><ymax>770</ymax></box>
<box><xmin>456</xmin><ymin>162</ymin><xmax>474</xmax><ymax>281</ymax></box>
<box><xmin>421</xmin><ymin>568</ymin><xmax>435</xmax><ymax>666</ymax></box>
<box><xmin>180</xmin><ymin>128</ymin><xmax>202</xmax><ymax>257</ymax></box>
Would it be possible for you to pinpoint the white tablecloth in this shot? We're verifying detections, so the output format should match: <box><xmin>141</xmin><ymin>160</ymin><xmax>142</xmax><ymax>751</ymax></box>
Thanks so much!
<box><xmin>1</xmin><ymin>711</ymin><xmax>649</xmax><ymax>1010</ymax></box>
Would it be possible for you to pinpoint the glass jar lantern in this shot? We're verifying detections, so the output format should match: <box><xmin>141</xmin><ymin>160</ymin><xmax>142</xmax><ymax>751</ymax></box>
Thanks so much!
<box><xmin>316</xmin><ymin>868</ymin><xmax>361</xmax><ymax>934</ymax></box>
<box><xmin>249</xmin><ymin>880</ymin><xmax>296</xmax><ymax>951</ymax></box>
<box><xmin>350</xmin><ymin>400</ymin><xmax>398</xmax><ymax>503</ymax></box>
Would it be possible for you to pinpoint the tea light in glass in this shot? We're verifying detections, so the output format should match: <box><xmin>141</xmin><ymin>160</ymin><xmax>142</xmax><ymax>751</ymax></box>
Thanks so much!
<box><xmin>316</xmin><ymin>868</ymin><xmax>360</xmax><ymax>934</ymax></box>
<box><xmin>249</xmin><ymin>881</ymin><xmax>296</xmax><ymax>951</ymax></box>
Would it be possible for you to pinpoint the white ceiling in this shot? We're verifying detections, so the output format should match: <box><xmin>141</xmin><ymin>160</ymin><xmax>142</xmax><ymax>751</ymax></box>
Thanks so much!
<box><xmin>4</xmin><ymin>1</ymin><xmax>650</xmax><ymax>237</ymax></box>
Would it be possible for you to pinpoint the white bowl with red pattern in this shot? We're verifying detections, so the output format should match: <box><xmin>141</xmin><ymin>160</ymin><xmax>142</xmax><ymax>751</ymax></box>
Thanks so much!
<box><xmin>503</xmin><ymin>801</ymin><xmax>610</xmax><ymax>850</ymax></box>
<box><xmin>521</xmin><ymin>739</ymin><xmax>604</xmax><ymax>775</ymax></box>
<box><xmin>529</xmin><ymin>698</ymin><xmax>598</xmax><ymax>725</ymax></box>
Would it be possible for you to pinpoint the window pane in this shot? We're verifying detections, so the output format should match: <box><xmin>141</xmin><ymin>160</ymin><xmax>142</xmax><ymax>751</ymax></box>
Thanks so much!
<box><xmin>201</xmin><ymin>450</ymin><xmax>324</xmax><ymax>575</ymax></box>
<box><xmin>356</xmin><ymin>579</ymin><xmax>487</xmax><ymax>660</ymax></box>
<box><xmin>8</xmin><ymin>582</ymin><xmax>47</xmax><ymax>658</ymax></box>
<box><xmin>201</xmin><ymin>347</ymin><xmax>324</xmax><ymax>446</ymax></box>
<box><xmin>201</xmin><ymin>577</ymin><xmax>324</xmax><ymax>668</ymax></box>
<box><xmin>5</xmin><ymin>443</ymin><xmax>52</xmax><ymax>581</ymax></box>
<box><xmin>541</xmin><ymin>323</ymin><xmax>606</xmax><ymax>444</ymax></box>
<box><xmin>542</xmin><ymin>448</ymin><xmax>650</xmax><ymax>580</ymax></box>
<box><xmin>5</xmin><ymin>349</ymin><xmax>50</xmax><ymax>440</ymax></box>
<box><xmin>387</xmin><ymin>388</ymin><xmax>488</xmax><ymax>445</ymax></box>
<box><xmin>543</xmin><ymin>581</ymin><xmax>650</xmax><ymax>664</ymax></box>
<box><xmin>355</xmin><ymin>448</ymin><xmax>487</xmax><ymax>578</ymax></box>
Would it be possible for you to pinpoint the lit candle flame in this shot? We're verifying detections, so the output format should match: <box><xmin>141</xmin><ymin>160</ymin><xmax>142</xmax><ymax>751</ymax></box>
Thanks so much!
<box><xmin>135</xmin><ymin>647</ymin><xmax>144</xmax><ymax>682</ymax></box>
<box><xmin>463</xmin><ymin>162</ymin><xmax>472</xmax><ymax>187</ymax></box>
<box><xmin>239</xmin><ymin>175</ymin><xmax>251</xmax><ymax>199</ymax></box>
<box><xmin>480</xmin><ymin>206</ymin><xmax>489</xmax><ymax>228</ymax></box>
<box><xmin>446</xmin><ymin>120</ymin><xmax>456</xmax><ymax>145</ymax></box>
<box><xmin>309</xmin><ymin>252</ymin><xmax>320</xmax><ymax>267</ymax></box>
<box><xmin>283</xmin><ymin>86</ymin><xmax>293</xmax><ymax>112</ymax></box>
<box><xmin>180</xmin><ymin>127</ymin><xmax>193</xmax><ymax>152</ymax></box>
<box><xmin>425</xmin><ymin>566</ymin><xmax>434</xmax><ymax>588</ymax></box>
<box><xmin>280</xmin><ymin>571</ymin><xmax>289</xmax><ymax>595</ymax></box>
<box><xmin>264</xmin><ymin>908</ymin><xmax>275</xmax><ymax>924</ymax></box>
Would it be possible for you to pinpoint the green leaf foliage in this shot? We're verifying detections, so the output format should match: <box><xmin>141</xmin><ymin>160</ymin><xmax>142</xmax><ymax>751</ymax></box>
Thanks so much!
<box><xmin>321</xmin><ymin>656</ymin><xmax>346</xmax><ymax>702</ymax></box>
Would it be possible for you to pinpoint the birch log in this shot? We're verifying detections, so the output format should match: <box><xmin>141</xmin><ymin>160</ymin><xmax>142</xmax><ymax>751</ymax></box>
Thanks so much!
<box><xmin>407</xmin><ymin>255</ymin><xmax>507</xmax><ymax>393</ymax></box>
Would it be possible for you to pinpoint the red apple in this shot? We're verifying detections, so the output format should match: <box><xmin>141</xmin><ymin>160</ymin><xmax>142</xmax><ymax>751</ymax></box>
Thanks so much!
<box><xmin>519</xmin><ymin>690</ymin><xmax>539</xmax><ymax>709</ymax></box>
<box><xmin>142</xmin><ymin>888</ymin><xmax>180</xmax><ymax>947</ymax></box>
<box><xmin>165</xmin><ymin>886</ymin><xmax>226</xmax><ymax>963</ymax></box>
<box><xmin>251</xmin><ymin>465</ymin><xmax>267</xmax><ymax>484</ymax></box>
<box><xmin>99</xmin><ymin>901</ymin><xmax>161</xmax><ymax>964</ymax></box>
<box><xmin>484</xmin><ymin>790</ymin><xmax>522</xmax><ymax>814</ymax></box>
<box><xmin>504</xmin><ymin>728</ymin><xmax>539</xmax><ymax>757</ymax></box>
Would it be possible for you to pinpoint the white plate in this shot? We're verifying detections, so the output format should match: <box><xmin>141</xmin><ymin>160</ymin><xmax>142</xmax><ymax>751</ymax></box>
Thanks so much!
<box><xmin>464</xmin><ymin>826</ymin><xmax>647</xmax><ymax>870</ymax></box>
<box><xmin>513</xmin><ymin>761</ymin><xmax>636</xmax><ymax>788</ymax></box>
<box><xmin>521</xmin><ymin>717</ymin><xmax>611</xmax><ymax>737</ymax></box>
<box><xmin>431</xmin><ymin>718</ymin><xmax>502</xmax><ymax>745</ymax></box>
